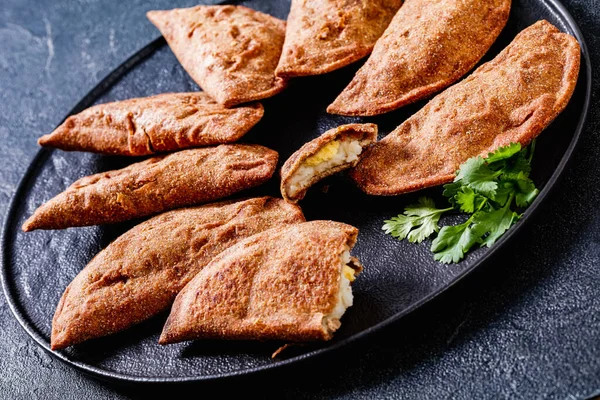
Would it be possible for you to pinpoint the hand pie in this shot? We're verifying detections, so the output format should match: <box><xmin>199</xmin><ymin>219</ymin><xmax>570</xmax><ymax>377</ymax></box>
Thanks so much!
<box><xmin>275</xmin><ymin>0</ymin><xmax>402</xmax><ymax>78</ymax></box>
<box><xmin>159</xmin><ymin>220</ymin><xmax>362</xmax><ymax>344</ymax></box>
<box><xmin>148</xmin><ymin>5</ymin><xmax>287</xmax><ymax>107</ymax></box>
<box><xmin>50</xmin><ymin>197</ymin><xmax>304</xmax><ymax>350</ymax></box>
<box><xmin>350</xmin><ymin>21</ymin><xmax>581</xmax><ymax>195</ymax></box>
<box><xmin>280</xmin><ymin>123</ymin><xmax>377</xmax><ymax>203</ymax></box>
<box><xmin>328</xmin><ymin>0</ymin><xmax>511</xmax><ymax>116</ymax></box>
<box><xmin>38</xmin><ymin>93</ymin><xmax>263</xmax><ymax>156</ymax></box>
<box><xmin>22</xmin><ymin>144</ymin><xmax>278</xmax><ymax>231</ymax></box>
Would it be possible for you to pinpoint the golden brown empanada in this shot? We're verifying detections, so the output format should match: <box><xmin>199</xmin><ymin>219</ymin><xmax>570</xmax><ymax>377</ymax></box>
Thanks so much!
<box><xmin>147</xmin><ymin>5</ymin><xmax>287</xmax><ymax>107</ymax></box>
<box><xmin>350</xmin><ymin>21</ymin><xmax>580</xmax><ymax>195</ymax></box>
<box><xmin>328</xmin><ymin>0</ymin><xmax>511</xmax><ymax>116</ymax></box>
<box><xmin>50</xmin><ymin>197</ymin><xmax>304</xmax><ymax>350</ymax></box>
<box><xmin>22</xmin><ymin>144</ymin><xmax>278</xmax><ymax>231</ymax></box>
<box><xmin>159</xmin><ymin>221</ymin><xmax>362</xmax><ymax>344</ymax></box>
<box><xmin>275</xmin><ymin>0</ymin><xmax>402</xmax><ymax>77</ymax></box>
<box><xmin>280</xmin><ymin>123</ymin><xmax>377</xmax><ymax>203</ymax></box>
<box><xmin>38</xmin><ymin>93</ymin><xmax>264</xmax><ymax>156</ymax></box>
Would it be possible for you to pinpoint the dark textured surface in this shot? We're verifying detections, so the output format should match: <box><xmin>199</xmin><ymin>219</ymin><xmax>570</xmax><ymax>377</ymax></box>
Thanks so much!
<box><xmin>0</xmin><ymin>0</ymin><xmax>599</xmax><ymax>398</ymax></box>
<box><xmin>1</xmin><ymin>0</ymin><xmax>591</xmax><ymax>382</ymax></box>
<box><xmin>0</xmin><ymin>13</ymin><xmax>592</xmax><ymax>384</ymax></box>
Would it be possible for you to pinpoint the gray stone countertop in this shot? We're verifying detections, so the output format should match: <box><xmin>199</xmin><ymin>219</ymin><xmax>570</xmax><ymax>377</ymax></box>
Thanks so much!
<box><xmin>1</xmin><ymin>0</ymin><xmax>599</xmax><ymax>398</ymax></box>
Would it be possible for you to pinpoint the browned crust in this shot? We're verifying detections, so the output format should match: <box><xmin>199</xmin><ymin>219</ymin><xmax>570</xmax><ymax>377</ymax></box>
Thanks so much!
<box><xmin>50</xmin><ymin>197</ymin><xmax>305</xmax><ymax>350</ymax></box>
<box><xmin>350</xmin><ymin>20</ymin><xmax>581</xmax><ymax>195</ymax></box>
<box><xmin>275</xmin><ymin>0</ymin><xmax>402</xmax><ymax>78</ymax></box>
<box><xmin>280</xmin><ymin>123</ymin><xmax>378</xmax><ymax>203</ymax></box>
<box><xmin>22</xmin><ymin>144</ymin><xmax>279</xmax><ymax>231</ymax></box>
<box><xmin>147</xmin><ymin>5</ymin><xmax>287</xmax><ymax>107</ymax></box>
<box><xmin>327</xmin><ymin>0</ymin><xmax>511</xmax><ymax>116</ymax></box>
<box><xmin>159</xmin><ymin>221</ymin><xmax>359</xmax><ymax>344</ymax></box>
<box><xmin>38</xmin><ymin>93</ymin><xmax>264</xmax><ymax>156</ymax></box>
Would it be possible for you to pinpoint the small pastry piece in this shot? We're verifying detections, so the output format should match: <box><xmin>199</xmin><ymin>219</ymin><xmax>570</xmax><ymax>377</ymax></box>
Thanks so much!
<box><xmin>275</xmin><ymin>0</ymin><xmax>402</xmax><ymax>78</ymax></box>
<box><xmin>22</xmin><ymin>144</ymin><xmax>278</xmax><ymax>231</ymax></box>
<box><xmin>351</xmin><ymin>21</ymin><xmax>581</xmax><ymax>195</ymax></box>
<box><xmin>38</xmin><ymin>93</ymin><xmax>264</xmax><ymax>156</ymax></box>
<box><xmin>159</xmin><ymin>221</ymin><xmax>362</xmax><ymax>344</ymax></box>
<box><xmin>328</xmin><ymin>0</ymin><xmax>511</xmax><ymax>116</ymax></box>
<box><xmin>147</xmin><ymin>5</ymin><xmax>287</xmax><ymax>107</ymax></box>
<box><xmin>50</xmin><ymin>197</ymin><xmax>305</xmax><ymax>350</ymax></box>
<box><xmin>280</xmin><ymin>123</ymin><xmax>377</xmax><ymax>203</ymax></box>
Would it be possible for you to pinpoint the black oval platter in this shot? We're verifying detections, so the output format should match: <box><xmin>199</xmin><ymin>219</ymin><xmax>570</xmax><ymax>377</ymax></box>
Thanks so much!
<box><xmin>0</xmin><ymin>0</ymin><xmax>592</xmax><ymax>384</ymax></box>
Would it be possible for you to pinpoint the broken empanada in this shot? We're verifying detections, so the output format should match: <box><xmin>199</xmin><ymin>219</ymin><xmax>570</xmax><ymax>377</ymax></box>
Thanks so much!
<box><xmin>50</xmin><ymin>197</ymin><xmax>304</xmax><ymax>350</ymax></box>
<box><xmin>159</xmin><ymin>220</ymin><xmax>362</xmax><ymax>344</ymax></box>
<box><xmin>280</xmin><ymin>123</ymin><xmax>377</xmax><ymax>203</ymax></box>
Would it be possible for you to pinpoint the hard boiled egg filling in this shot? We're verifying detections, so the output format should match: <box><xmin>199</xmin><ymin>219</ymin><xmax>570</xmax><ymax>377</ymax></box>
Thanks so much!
<box><xmin>287</xmin><ymin>138</ymin><xmax>364</xmax><ymax>199</ymax></box>
<box><xmin>323</xmin><ymin>249</ymin><xmax>362</xmax><ymax>333</ymax></box>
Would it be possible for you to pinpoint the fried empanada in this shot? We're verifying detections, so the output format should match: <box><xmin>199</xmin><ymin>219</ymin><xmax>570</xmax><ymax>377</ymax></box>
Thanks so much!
<box><xmin>38</xmin><ymin>93</ymin><xmax>264</xmax><ymax>156</ymax></box>
<box><xmin>50</xmin><ymin>197</ymin><xmax>304</xmax><ymax>350</ymax></box>
<box><xmin>275</xmin><ymin>0</ymin><xmax>402</xmax><ymax>78</ymax></box>
<box><xmin>350</xmin><ymin>21</ymin><xmax>580</xmax><ymax>195</ymax></box>
<box><xmin>328</xmin><ymin>0</ymin><xmax>511</xmax><ymax>116</ymax></box>
<box><xmin>22</xmin><ymin>144</ymin><xmax>278</xmax><ymax>231</ymax></box>
<box><xmin>159</xmin><ymin>221</ymin><xmax>362</xmax><ymax>344</ymax></box>
<box><xmin>280</xmin><ymin>123</ymin><xmax>377</xmax><ymax>203</ymax></box>
<box><xmin>147</xmin><ymin>5</ymin><xmax>287</xmax><ymax>107</ymax></box>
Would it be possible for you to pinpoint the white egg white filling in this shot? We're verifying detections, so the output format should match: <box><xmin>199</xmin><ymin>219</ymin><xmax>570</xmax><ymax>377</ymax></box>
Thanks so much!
<box><xmin>287</xmin><ymin>139</ymin><xmax>363</xmax><ymax>199</ymax></box>
<box><xmin>323</xmin><ymin>249</ymin><xmax>360</xmax><ymax>333</ymax></box>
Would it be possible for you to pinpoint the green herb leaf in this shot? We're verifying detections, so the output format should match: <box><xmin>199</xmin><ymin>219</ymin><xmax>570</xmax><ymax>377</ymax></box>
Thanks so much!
<box><xmin>404</xmin><ymin>197</ymin><xmax>438</xmax><ymax>217</ymax></box>
<box><xmin>431</xmin><ymin>220</ymin><xmax>485</xmax><ymax>264</ymax></box>
<box><xmin>485</xmin><ymin>142</ymin><xmax>522</xmax><ymax>164</ymax></box>
<box><xmin>496</xmin><ymin>171</ymin><xmax>538</xmax><ymax>208</ymax></box>
<box><xmin>443</xmin><ymin>181</ymin><xmax>462</xmax><ymax>206</ymax></box>
<box><xmin>382</xmin><ymin>197</ymin><xmax>451</xmax><ymax>243</ymax></box>
<box><xmin>492</xmin><ymin>180</ymin><xmax>515</xmax><ymax>207</ymax></box>
<box><xmin>455</xmin><ymin>187</ymin><xmax>487</xmax><ymax>213</ymax></box>
<box><xmin>454</xmin><ymin>157</ymin><xmax>499</xmax><ymax>198</ymax></box>
<box><xmin>382</xmin><ymin>215</ymin><xmax>415</xmax><ymax>241</ymax></box>
<box><xmin>407</xmin><ymin>216</ymin><xmax>440</xmax><ymax>243</ymax></box>
<box><xmin>498</xmin><ymin>149</ymin><xmax>531</xmax><ymax>179</ymax></box>
<box><xmin>514</xmin><ymin>176</ymin><xmax>539</xmax><ymax>207</ymax></box>
<box><xmin>383</xmin><ymin>141</ymin><xmax>539</xmax><ymax>264</ymax></box>
<box><xmin>472</xmin><ymin>204</ymin><xmax>520</xmax><ymax>247</ymax></box>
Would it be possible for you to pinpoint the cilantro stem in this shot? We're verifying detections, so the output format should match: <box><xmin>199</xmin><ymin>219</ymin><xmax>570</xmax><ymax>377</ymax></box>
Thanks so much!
<box><xmin>527</xmin><ymin>139</ymin><xmax>536</xmax><ymax>164</ymax></box>
<box><xmin>506</xmin><ymin>192</ymin><xmax>515</xmax><ymax>210</ymax></box>
<box><xmin>462</xmin><ymin>197</ymin><xmax>489</xmax><ymax>226</ymax></box>
<box><xmin>475</xmin><ymin>197</ymin><xmax>488</xmax><ymax>213</ymax></box>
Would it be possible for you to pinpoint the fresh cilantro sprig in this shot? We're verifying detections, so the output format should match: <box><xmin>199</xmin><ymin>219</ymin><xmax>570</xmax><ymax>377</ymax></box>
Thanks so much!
<box><xmin>383</xmin><ymin>197</ymin><xmax>452</xmax><ymax>243</ymax></box>
<box><xmin>383</xmin><ymin>142</ymin><xmax>539</xmax><ymax>264</ymax></box>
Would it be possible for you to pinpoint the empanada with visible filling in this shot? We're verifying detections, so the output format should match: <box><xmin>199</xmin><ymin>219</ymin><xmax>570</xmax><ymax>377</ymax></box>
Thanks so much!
<box><xmin>280</xmin><ymin>123</ymin><xmax>377</xmax><ymax>203</ymax></box>
<box><xmin>50</xmin><ymin>197</ymin><xmax>304</xmax><ymax>350</ymax></box>
<box><xmin>39</xmin><ymin>93</ymin><xmax>264</xmax><ymax>156</ymax></box>
<box><xmin>22</xmin><ymin>144</ymin><xmax>278</xmax><ymax>231</ymax></box>
<box><xmin>328</xmin><ymin>0</ymin><xmax>511</xmax><ymax>116</ymax></box>
<box><xmin>159</xmin><ymin>220</ymin><xmax>362</xmax><ymax>344</ymax></box>
<box><xmin>275</xmin><ymin>0</ymin><xmax>402</xmax><ymax>78</ymax></box>
<box><xmin>147</xmin><ymin>5</ymin><xmax>287</xmax><ymax>107</ymax></box>
<box><xmin>350</xmin><ymin>21</ymin><xmax>581</xmax><ymax>195</ymax></box>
